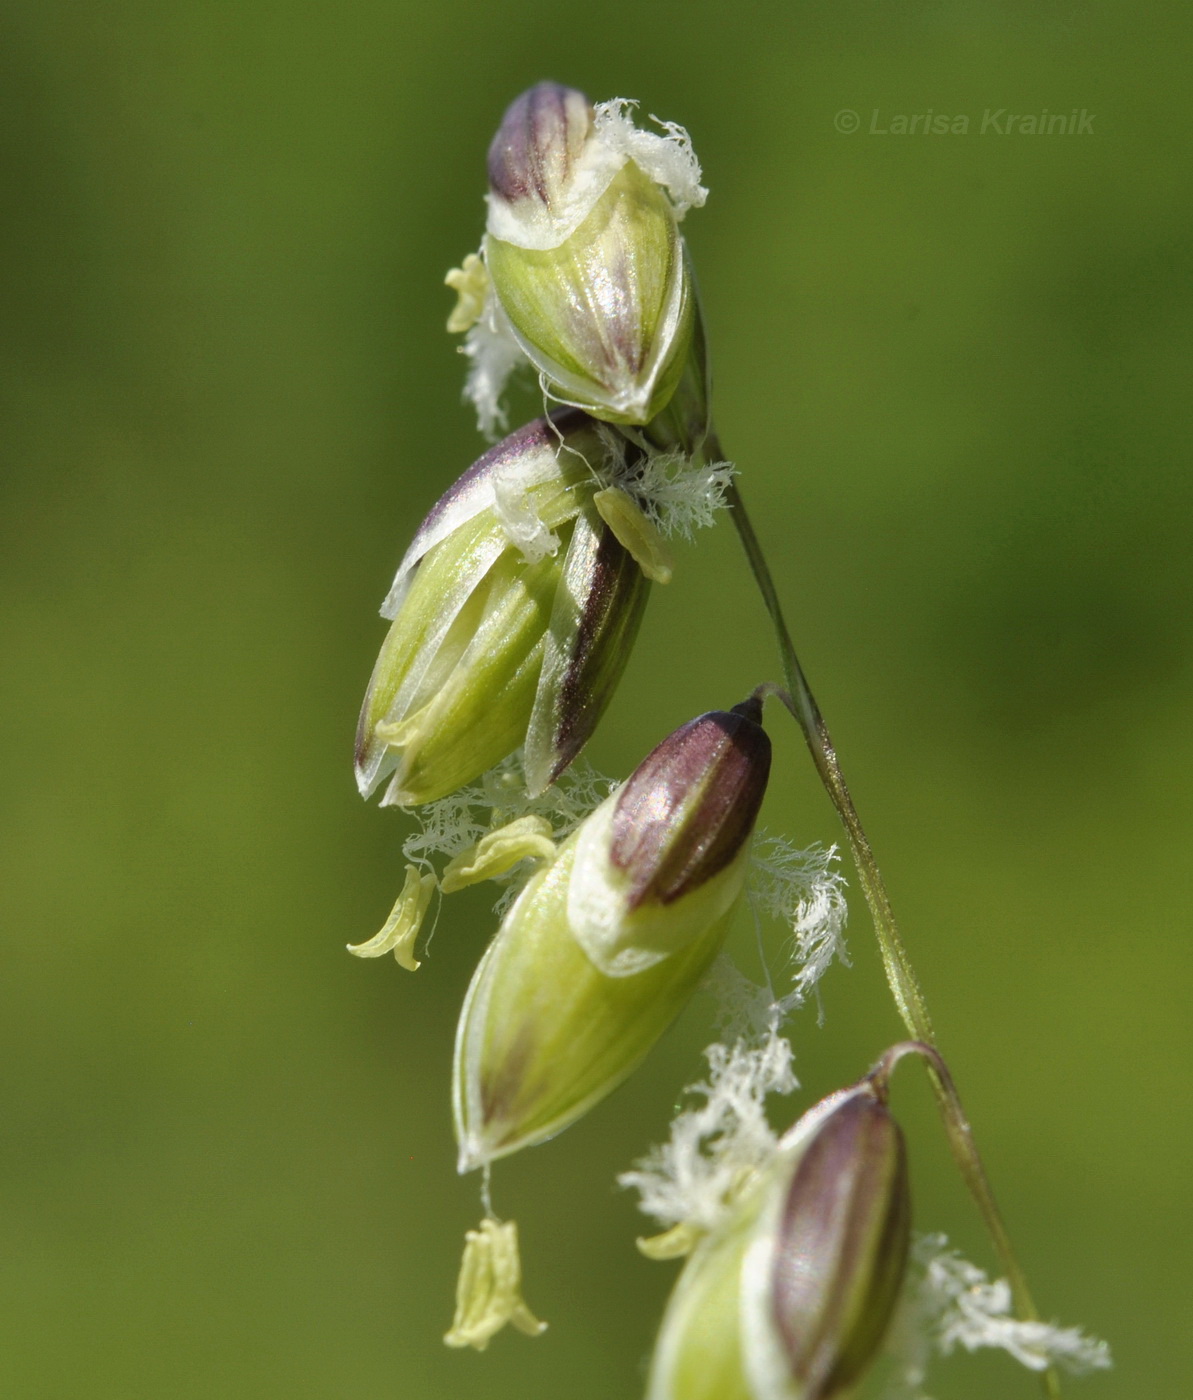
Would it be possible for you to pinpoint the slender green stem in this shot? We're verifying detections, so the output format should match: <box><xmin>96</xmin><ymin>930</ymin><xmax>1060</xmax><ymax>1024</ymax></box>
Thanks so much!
<box><xmin>720</xmin><ymin>468</ymin><xmax>1058</xmax><ymax>1398</ymax></box>
<box><xmin>869</xmin><ymin>1045</ymin><xmax>1053</xmax><ymax>1382</ymax></box>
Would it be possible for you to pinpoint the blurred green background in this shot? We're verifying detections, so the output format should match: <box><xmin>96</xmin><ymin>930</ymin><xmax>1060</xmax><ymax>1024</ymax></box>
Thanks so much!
<box><xmin>2</xmin><ymin>1</ymin><xmax>1188</xmax><ymax>1395</ymax></box>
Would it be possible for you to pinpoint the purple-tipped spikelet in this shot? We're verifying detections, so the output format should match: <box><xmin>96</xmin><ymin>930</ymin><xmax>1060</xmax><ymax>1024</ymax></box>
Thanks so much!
<box><xmin>647</xmin><ymin>1077</ymin><xmax>911</xmax><ymax>1400</ymax></box>
<box><xmin>457</xmin><ymin>83</ymin><xmax>710</xmax><ymax>440</ymax></box>
<box><xmin>453</xmin><ymin>700</ymin><xmax>771</xmax><ymax>1169</ymax></box>
<box><xmin>355</xmin><ymin>410</ymin><xmax>650</xmax><ymax>806</ymax></box>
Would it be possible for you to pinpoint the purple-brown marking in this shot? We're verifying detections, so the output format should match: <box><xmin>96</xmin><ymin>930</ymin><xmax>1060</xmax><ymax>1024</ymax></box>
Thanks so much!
<box><xmin>609</xmin><ymin>698</ymin><xmax>771</xmax><ymax>909</ymax></box>
<box><xmin>771</xmin><ymin>1092</ymin><xmax>911</xmax><ymax>1398</ymax></box>
<box><xmin>487</xmin><ymin>82</ymin><xmax>593</xmax><ymax>209</ymax></box>
<box><xmin>545</xmin><ymin>519</ymin><xmax>651</xmax><ymax>786</ymax></box>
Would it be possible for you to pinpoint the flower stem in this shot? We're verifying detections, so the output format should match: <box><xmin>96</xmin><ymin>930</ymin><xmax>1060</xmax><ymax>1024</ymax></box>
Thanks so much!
<box><xmin>720</xmin><ymin>467</ymin><xmax>1059</xmax><ymax>1398</ymax></box>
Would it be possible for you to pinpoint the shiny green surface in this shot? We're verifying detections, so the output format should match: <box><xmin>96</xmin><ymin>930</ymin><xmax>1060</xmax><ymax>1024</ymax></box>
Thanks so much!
<box><xmin>487</xmin><ymin>161</ymin><xmax>691</xmax><ymax>423</ymax></box>
<box><xmin>1</xmin><ymin>2</ymin><xmax>1186</xmax><ymax>1396</ymax></box>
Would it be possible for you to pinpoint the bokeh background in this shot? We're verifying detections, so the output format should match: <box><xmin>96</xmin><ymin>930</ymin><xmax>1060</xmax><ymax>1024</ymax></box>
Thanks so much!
<box><xmin>2</xmin><ymin>1</ymin><xmax>1188</xmax><ymax>1395</ymax></box>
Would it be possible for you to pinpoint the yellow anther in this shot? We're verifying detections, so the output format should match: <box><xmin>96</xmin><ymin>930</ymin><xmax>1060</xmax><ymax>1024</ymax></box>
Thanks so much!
<box><xmin>444</xmin><ymin>1217</ymin><xmax>547</xmax><ymax>1351</ymax></box>
<box><xmin>346</xmin><ymin>864</ymin><xmax>436</xmax><ymax>970</ymax></box>
<box><xmin>444</xmin><ymin>252</ymin><xmax>489</xmax><ymax>334</ymax></box>
<box><xmin>593</xmin><ymin>487</ymin><xmax>674</xmax><ymax>584</ymax></box>
<box><xmin>636</xmin><ymin>1222</ymin><xmax>704</xmax><ymax>1260</ymax></box>
<box><xmin>441</xmin><ymin>816</ymin><xmax>557</xmax><ymax>893</ymax></box>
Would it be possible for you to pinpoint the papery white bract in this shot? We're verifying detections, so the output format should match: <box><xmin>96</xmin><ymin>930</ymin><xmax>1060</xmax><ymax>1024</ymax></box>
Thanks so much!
<box><xmin>591</xmin><ymin>98</ymin><xmax>708</xmax><ymax>219</ymax></box>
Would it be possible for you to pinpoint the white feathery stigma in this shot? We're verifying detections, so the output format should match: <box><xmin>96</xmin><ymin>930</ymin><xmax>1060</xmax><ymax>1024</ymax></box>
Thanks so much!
<box><xmin>460</xmin><ymin>288</ymin><xmax>527</xmax><ymax>440</ymax></box>
<box><xmin>881</xmin><ymin>1234</ymin><xmax>1112</xmax><ymax>1398</ymax></box>
<box><xmin>593</xmin><ymin>427</ymin><xmax>735</xmax><ymax>541</ymax></box>
<box><xmin>620</xmin><ymin>1029</ymin><xmax>797</xmax><ymax>1236</ymax></box>
<box><xmin>402</xmin><ymin>756</ymin><xmax>615</xmax><ymax>901</ymax></box>
<box><xmin>628</xmin><ymin>450</ymin><xmax>735</xmax><ymax>540</ymax></box>
<box><xmin>749</xmin><ymin>836</ymin><xmax>850</xmax><ymax>1018</ymax></box>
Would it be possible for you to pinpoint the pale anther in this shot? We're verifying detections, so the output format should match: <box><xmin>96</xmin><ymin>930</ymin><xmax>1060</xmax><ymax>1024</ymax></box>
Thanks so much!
<box><xmin>443</xmin><ymin>1217</ymin><xmax>547</xmax><ymax>1351</ymax></box>
<box><xmin>593</xmin><ymin>486</ymin><xmax>675</xmax><ymax>583</ymax></box>
<box><xmin>444</xmin><ymin>252</ymin><xmax>489</xmax><ymax>334</ymax></box>
<box><xmin>441</xmin><ymin>815</ymin><xmax>557</xmax><ymax>893</ymax></box>
<box><xmin>346</xmin><ymin>864</ymin><xmax>437</xmax><ymax>970</ymax></box>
